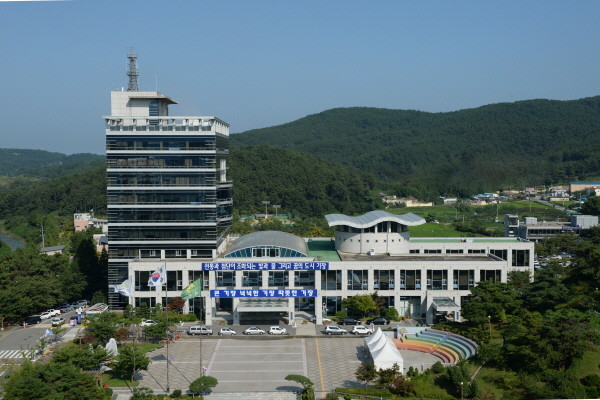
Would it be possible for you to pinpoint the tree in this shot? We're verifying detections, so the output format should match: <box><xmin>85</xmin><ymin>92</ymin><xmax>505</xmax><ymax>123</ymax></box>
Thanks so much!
<box><xmin>285</xmin><ymin>374</ymin><xmax>314</xmax><ymax>400</ymax></box>
<box><xmin>376</xmin><ymin>363</ymin><xmax>400</xmax><ymax>386</ymax></box>
<box><xmin>582</xmin><ymin>196</ymin><xmax>600</xmax><ymax>216</ymax></box>
<box><xmin>355</xmin><ymin>363</ymin><xmax>376</xmax><ymax>387</ymax></box>
<box><xmin>85</xmin><ymin>311</ymin><xmax>119</xmax><ymax>343</ymax></box>
<box><xmin>112</xmin><ymin>344</ymin><xmax>150</xmax><ymax>381</ymax></box>
<box><xmin>461</xmin><ymin>281</ymin><xmax>521</xmax><ymax>324</ymax></box>
<box><xmin>389</xmin><ymin>374</ymin><xmax>415</xmax><ymax>396</ymax></box>
<box><xmin>189</xmin><ymin>375</ymin><xmax>219</xmax><ymax>395</ymax></box>
<box><xmin>3</xmin><ymin>360</ymin><xmax>106</xmax><ymax>400</ymax></box>
<box><xmin>342</xmin><ymin>295</ymin><xmax>378</xmax><ymax>317</ymax></box>
<box><xmin>51</xmin><ymin>343</ymin><xmax>110</xmax><ymax>370</ymax></box>
<box><xmin>384</xmin><ymin>307</ymin><xmax>400</xmax><ymax>322</ymax></box>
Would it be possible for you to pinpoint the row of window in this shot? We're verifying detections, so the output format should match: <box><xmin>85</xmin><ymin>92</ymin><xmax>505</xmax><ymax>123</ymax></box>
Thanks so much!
<box><xmin>131</xmin><ymin>269</ymin><xmax>503</xmax><ymax>292</ymax></box>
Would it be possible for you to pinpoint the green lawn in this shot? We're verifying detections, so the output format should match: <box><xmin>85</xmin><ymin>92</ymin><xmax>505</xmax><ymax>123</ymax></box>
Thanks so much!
<box><xmin>409</xmin><ymin>223</ymin><xmax>480</xmax><ymax>237</ymax></box>
<box><xmin>101</xmin><ymin>373</ymin><xmax>140</xmax><ymax>388</ymax></box>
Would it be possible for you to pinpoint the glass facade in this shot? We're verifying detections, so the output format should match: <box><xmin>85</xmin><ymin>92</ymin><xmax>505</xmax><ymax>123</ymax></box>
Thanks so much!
<box><xmin>106</xmin><ymin>98</ymin><xmax>231</xmax><ymax>310</ymax></box>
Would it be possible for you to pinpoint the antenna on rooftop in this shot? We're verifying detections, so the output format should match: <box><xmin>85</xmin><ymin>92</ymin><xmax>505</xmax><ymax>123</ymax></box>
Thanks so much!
<box><xmin>127</xmin><ymin>48</ymin><xmax>139</xmax><ymax>91</ymax></box>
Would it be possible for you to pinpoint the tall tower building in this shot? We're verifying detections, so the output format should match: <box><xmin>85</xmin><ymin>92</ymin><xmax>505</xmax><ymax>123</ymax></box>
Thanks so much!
<box><xmin>104</xmin><ymin>57</ymin><xmax>232</xmax><ymax>309</ymax></box>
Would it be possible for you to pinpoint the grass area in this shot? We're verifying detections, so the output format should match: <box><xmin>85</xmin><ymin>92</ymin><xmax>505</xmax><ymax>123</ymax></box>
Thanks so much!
<box><xmin>101</xmin><ymin>373</ymin><xmax>139</xmax><ymax>388</ymax></box>
<box><xmin>572</xmin><ymin>345</ymin><xmax>600</xmax><ymax>379</ymax></box>
<box><xmin>137</xmin><ymin>343</ymin><xmax>163</xmax><ymax>353</ymax></box>
<box><xmin>409</xmin><ymin>223</ymin><xmax>480</xmax><ymax>237</ymax></box>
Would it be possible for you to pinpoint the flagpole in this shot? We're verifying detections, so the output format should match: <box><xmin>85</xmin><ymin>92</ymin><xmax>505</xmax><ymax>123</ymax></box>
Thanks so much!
<box><xmin>165</xmin><ymin>262</ymin><xmax>170</xmax><ymax>393</ymax></box>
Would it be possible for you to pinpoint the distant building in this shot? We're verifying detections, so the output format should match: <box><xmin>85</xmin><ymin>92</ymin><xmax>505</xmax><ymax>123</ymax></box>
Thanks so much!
<box><xmin>74</xmin><ymin>213</ymin><xmax>108</xmax><ymax>234</ymax></box>
<box><xmin>40</xmin><ymin>245</ymin><xmax>66</xmax><ymax>256</ymax></box>
<box><xmin>570</xmin><ymin>182</ymin><xmax>600</xmax><ymax>193</ymax></box>
<box><xmin>504</xmin><ymin>214</ymin><xmax>599</xmax><ymax>241</ymax></box>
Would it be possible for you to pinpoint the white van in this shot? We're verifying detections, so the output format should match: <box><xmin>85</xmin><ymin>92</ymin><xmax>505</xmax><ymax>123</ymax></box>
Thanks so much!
<box><xmin>187</xmin><ymin>325</ymin><xmax>212</xmax><ymax>336</ymax></box>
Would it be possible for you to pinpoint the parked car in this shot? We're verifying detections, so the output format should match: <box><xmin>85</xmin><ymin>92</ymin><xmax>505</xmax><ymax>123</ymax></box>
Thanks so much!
<box><xmin>366</xmin><ymin>318</ymin><xmax>388</xmax><ymax>325</ymax></box>
<box><xmin>243</xmin><ymin>327</ymin><xmax>266</xmax><ymax>335</ymax></box>
<box><xmin>51</xmin><ymin>317</ymin><xmax>65</xmax><ymax>327</ymax></box>
<box><xmin>75</xmin><ymin>300</ymin><xmax>89</xmax><ymax>307</ymax></box>
<box><xmin>57</xmin><ymin>304</ymin><xmax>73</xmax><ymax>313</ymax></box>
<box><xmin>140</xmin><ymin>319</ymin><xmax>157</xmax><ymax>327</ymax></box>
<box><xmin>20</xmin><ymin>315</ymin><xmax>42</xmax><ymax>326</ymax></box>
<box><xmin>40</xmin><ymin>311</ymin><xmax>53</xmax><ymax>320</ymax></box>
<box><xmin>310</xmin><ymin>316</ymin><xmax>332</xmax><ymax>323</ymax></box>
<box><xmin>339</xmin><ymin>318</ymin><xmax>360</xmax><ymax>325</ymax></box>
<box><xmin>268</xmin><ymin>326</ymin><xmax>287</xmax><ymax>335</ymax></box>
<box><xmin>351</xmin><ymin>325</ymin><xmax>373</xmax><ymax>335</ymax></box>
<box><xmin>218</xmin><ymin>327</ymin><xmax>237</xmax><ymax>336</ymax></box>
<box><xmin>45</xmin><ymin>309</ymin><xmax>60</xmax><ymax>317</ymax></box>
<box><xmin>325</xmin><ymin>325</ymin><xmax>348</xmax><ymax>335</ymax></box>
<box><xmin>187</xmin><ymin>325</ymin><xmax>213</xmax><ymax>336</ymax></box>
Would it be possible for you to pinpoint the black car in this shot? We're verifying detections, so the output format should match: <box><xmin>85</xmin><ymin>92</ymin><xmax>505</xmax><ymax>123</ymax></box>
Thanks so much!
<box><xmin>366</xmin><ymin>317</ymin><xmax>388</xmax><ymax>325</ymax></box>
<box><xmin>20</xmin><ymin>315</ymin><xmax>42</xmax><ymax>326</ymax></box>
<box><xmin>339</xmin><ymin>318</ymin><xmax>360</xmax><ymax>325</ymax></box>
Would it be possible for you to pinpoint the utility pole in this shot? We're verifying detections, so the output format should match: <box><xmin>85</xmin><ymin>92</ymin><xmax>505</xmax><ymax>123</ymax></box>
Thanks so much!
<box><xmin>40</xmin><ymin>224</ymin><xmax>45</xmax><ymax>248</ymax></box>
<box><xmin>273</xmin><ymin>204</ymin><xmax>281</xmax><ymax>218</ymax></box>
<box><xmin>262</xmin><ymin>200</ymin><xmax>270</xmax><ymax>218</ymax></box>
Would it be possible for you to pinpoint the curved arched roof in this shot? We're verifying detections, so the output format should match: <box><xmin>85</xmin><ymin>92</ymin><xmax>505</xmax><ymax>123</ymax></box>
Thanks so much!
<box><xmin>325</xmin><ymin>210</ymin><xmax>425</xmax><ymax>228</ymax></box>
<box><xmin>223</xmin><ymin>230</ymin><xmax>308</xmax><ymax>257</ymax></box>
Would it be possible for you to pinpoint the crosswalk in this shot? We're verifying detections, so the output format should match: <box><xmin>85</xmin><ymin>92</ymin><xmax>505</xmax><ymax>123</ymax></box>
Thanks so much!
<box><xmin>0</xmin><ymin>350</ymin><xmax>30</xmax><ymax>359</ymax></box>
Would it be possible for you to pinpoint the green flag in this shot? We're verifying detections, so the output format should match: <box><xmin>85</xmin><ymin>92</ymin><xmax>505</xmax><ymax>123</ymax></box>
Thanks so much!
<box><xmin>181</xmin><ymin>278</ymin><xmax>202</xmax><ymax>300</ymax></box>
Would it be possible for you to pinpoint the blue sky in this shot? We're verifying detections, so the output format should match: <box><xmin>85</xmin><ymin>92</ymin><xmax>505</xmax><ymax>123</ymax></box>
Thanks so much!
<box><xmin>1</xmin><ymin>0</ymin><xmax>599</xmax><ymax>154</ymax></box>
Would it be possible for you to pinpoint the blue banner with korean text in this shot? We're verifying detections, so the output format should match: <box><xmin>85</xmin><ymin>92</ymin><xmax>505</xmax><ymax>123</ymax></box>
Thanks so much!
<box><xmin>202</xmin><ymin>262</ymin><xmax>329</xmax><ymax>271</ymax></box>
<box><xmin>210</xmin><ymin>289</ymin><xmax>318</xmax><ymax>298</ymax></box>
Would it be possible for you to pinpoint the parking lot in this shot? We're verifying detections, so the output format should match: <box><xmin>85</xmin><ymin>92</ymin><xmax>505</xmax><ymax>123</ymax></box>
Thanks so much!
<box><xmin>138</xmin><ymin>335</ymin><xmax>368</xmax><ymax>394</ymax></box>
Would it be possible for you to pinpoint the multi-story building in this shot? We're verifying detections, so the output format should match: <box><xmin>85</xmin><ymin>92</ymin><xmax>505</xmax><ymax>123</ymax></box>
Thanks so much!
<box><xmin>129</xmin><ymin>210</ymin><xmax>534</xmax><ymax>324</ymax></box>
<box><xmin>104</xmin><ymin>89</ymin><xmax>232</xmax><ymax>310</ymax></box>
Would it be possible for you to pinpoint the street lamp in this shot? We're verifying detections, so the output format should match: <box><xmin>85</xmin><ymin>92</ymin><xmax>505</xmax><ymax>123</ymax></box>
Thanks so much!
<box><xmin>460</xmin><ymin>381</ymin><xmax>464</xmax><ymax>400</ymax></box>
<box><xmin>488</xmin><ymin>315</ymin><xmax>492</xmax><ymax>340</ymax></box>
<box><xmin>273</xmin><ymin>204</ymin><xmax>281</xmax><ymax>218</ymax></box>
<box><xmin>262</xmin><ymin>200</ymin><xmax>270</xmax><ymax>218</ymax></box>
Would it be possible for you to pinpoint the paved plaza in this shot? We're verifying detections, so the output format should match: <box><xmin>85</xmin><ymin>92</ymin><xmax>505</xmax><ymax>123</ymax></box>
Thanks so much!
<box><xmin>136</xmin><ymin>334</ymin><xmax>439</xmax><ymax>396</ymax></box>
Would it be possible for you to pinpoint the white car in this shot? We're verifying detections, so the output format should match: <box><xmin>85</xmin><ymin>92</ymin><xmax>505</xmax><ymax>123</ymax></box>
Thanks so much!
<box><xmin>51</xmin><ymin>317</ymin><xmax>65</xmax><ymax>327</ymax></box>
<box><xmin>351</xmin><ymin>325</ymin><xmax>373</xmax><ymax>335</ymax></box>
<box><xmin>46</xmin><ymin>309</ymin><xmax>60</xmax><ymax>317</ymax></box>
<box><xmin>325</xmin><ymin>325</ymin><xmax>348</xmax><ymax>335</ymax></box>
<box><xmin>268</xmin><ymin>326</ymin><xmax>287</xmax><ymax>335</ymax></box>
<box><xmin>218</xmin><ymin>327</ymin><xmax>237</xmax><ymax>336</ymax></box>
<box><xmin>40</xmin><ymin>311</ymin><xmax>53</xmax><ymax>320</ymax></box>
<box><xmin>140</xmin><ymin>319</ymin><xmax>157</xmax><ymax>327</ymax></box>
<box><xmin>243</xmin><ymin>327</ymin><xmax>266</xmax><ymax>335</ymax></box>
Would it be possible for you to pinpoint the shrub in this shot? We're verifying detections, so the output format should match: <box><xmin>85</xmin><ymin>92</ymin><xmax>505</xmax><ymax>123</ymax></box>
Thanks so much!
<box><xmin>581</xmin><ymin>374</ymin><xmax>600</xmax><ymax>388</ymax></box>
<box><xmin>190</xmin><ymin>376</ymin><xmax>218</xmax><ymax>394</ymax></box>
<box><xmin>325</xmin><ymin>393</ymin><xmax>339</xmax><ymax>400</ymax></box>
<box><xmin>335</xmin><ymin>310</ymin><xmax>348</xmax><ymax>319</ymax></box>
<box><xmin>171</xmin><ymin>389</ymin><xmax>182</xmax><ymax>397</ymax></box>
<box><xmin>431</xmin><ymin>361</ymin><xmax>445</xmax><ymax>374</ymax></box>
<box><xmin>384</xmin><ymin>307</ymin><xmax>399</xmax><ymax>321</ymax></box>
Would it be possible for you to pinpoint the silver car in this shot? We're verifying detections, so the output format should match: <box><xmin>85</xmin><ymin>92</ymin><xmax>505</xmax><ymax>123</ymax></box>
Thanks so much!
<box><xmin>243</xmin><ymin>327</ymin><xmax>266</xmax><ymax>335</ymax></box>
<box><xmin>218</xmin><ymin>327</ymin><xmax>237</xmax><ymax>336</ymax></box>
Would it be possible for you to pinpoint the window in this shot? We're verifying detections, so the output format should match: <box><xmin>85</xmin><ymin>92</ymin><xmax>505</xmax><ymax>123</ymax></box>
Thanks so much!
<box><xmin>324</xmin><ymin>296</ymin><xmax>342</xmax><ymax>315</ymax></box>
<box><xmin>453</xmin><ymin>270</ymin><xmax>475</xmax><ymax>290</ymax></box>
<box><xmin>321</xmin><ymin>270</ymin><xmax>341</xmax><ymax>290</ymax></box>
<box><xmin>424</xmin><ymin>249</ymin><xmax>442</xmax><ymax>254</ymax></box>
<box><xmin>268</xmin><ymin>271</ymin><xmax>289</xmax><ymax>287</ymax></box>
<box><xmin>294</xmin><ymin>271</ymin><xmax>315</xmax><ymax>287</ymax></box>
<box><xmin>166</xmin><ymin>270</ymin><xmax>183</xmax><ymax>291</ymax></box>
<box><xmin>468</xmin><ymin>249</ymin><xmax>485</xmax><ymax>254</ymax></box>
<box><xmin>490</xmin><ymin>249</ymin><xmax>507</xmax><ymax>260</ymax></box>
<box><xmin>347</xmin><ymin>270</ymin><xmax>368</xmax><ymax>290</ymax></box>
<box><xmin>427</xmin><ymin>270</ymin><xmax>448</xmax><ymax>290</ymax></box>
<box><xmin>134</xmin><ymin>270</ymin><xmax>153</xmax><ymax>292</ymax></box>
<box><xmin>409</xmin><ymin>249</ymin><xmax>421</xmax><ymax>254</ymax></box>
<box><xmin>446</xmin><ymin>249</ymin><xmax>463</xmax><ymax>254</ymax></box>
<box><xmin>480</xmin><ymin>270</ymin><xmax>501</xmax><ymax>283</ymax></box>
<box><xmin>399</xmin><ymin>270</ymin><xmax>421</xmax><ymax>290</ymax></box>
<box><xmin>216</xmin><ymin>271</ymin><xmax>235</xmax><ymax>287</ymax></box>
<box><xmin>188</xmin><ymin>270</ymin><xmax>209</xmax><ymax>289</ymax></box>
<box><xmin>374</xmin><ymin>270</ymin><xmax>395</xmax><ymax>290</ymax></box>
<box><xmin>512</xmin><ymin>249</ymin><xmax>530</xmax><ymax>266</ymax></box>
<box><xmin>242</xmin><ymin>271</ymin><xmax>262</xmax><ymax>287</ymax></box>
<box><xmin>252</xmin><ymin>246</ymin><xmax>280</xmax><ymax>257</ymax></box>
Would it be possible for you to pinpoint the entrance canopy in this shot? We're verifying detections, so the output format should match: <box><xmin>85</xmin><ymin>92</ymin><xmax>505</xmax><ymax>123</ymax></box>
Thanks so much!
<box><xmin>237</xmin><ymin>298</ymin><xmax>289</xmax><ymax>312</ymax></box>
<box><xmin>432</xmin><ymin>297</ymin><xmax>460</xmax><ymax>312</ymax></box>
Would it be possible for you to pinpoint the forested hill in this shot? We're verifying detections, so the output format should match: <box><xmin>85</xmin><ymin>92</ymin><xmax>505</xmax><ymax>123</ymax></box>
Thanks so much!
<box><xmin>231</xmin><ymin>96</ymin><xmax>600</xmax><ymax>197</ymax></box>
<box><xmin>0</xmin><ymin>146</ymin><xmax>379</xmax><ymax>244</ymax></box>
<box><xmin>229</xmin><ymin>146</ymin><xmax>379</xmax><ymax>215</ymax></box>
<box><xmin>0</xmin><ymin>149</ymin><xmax>104</xmax><ymax>179</ymax></box>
